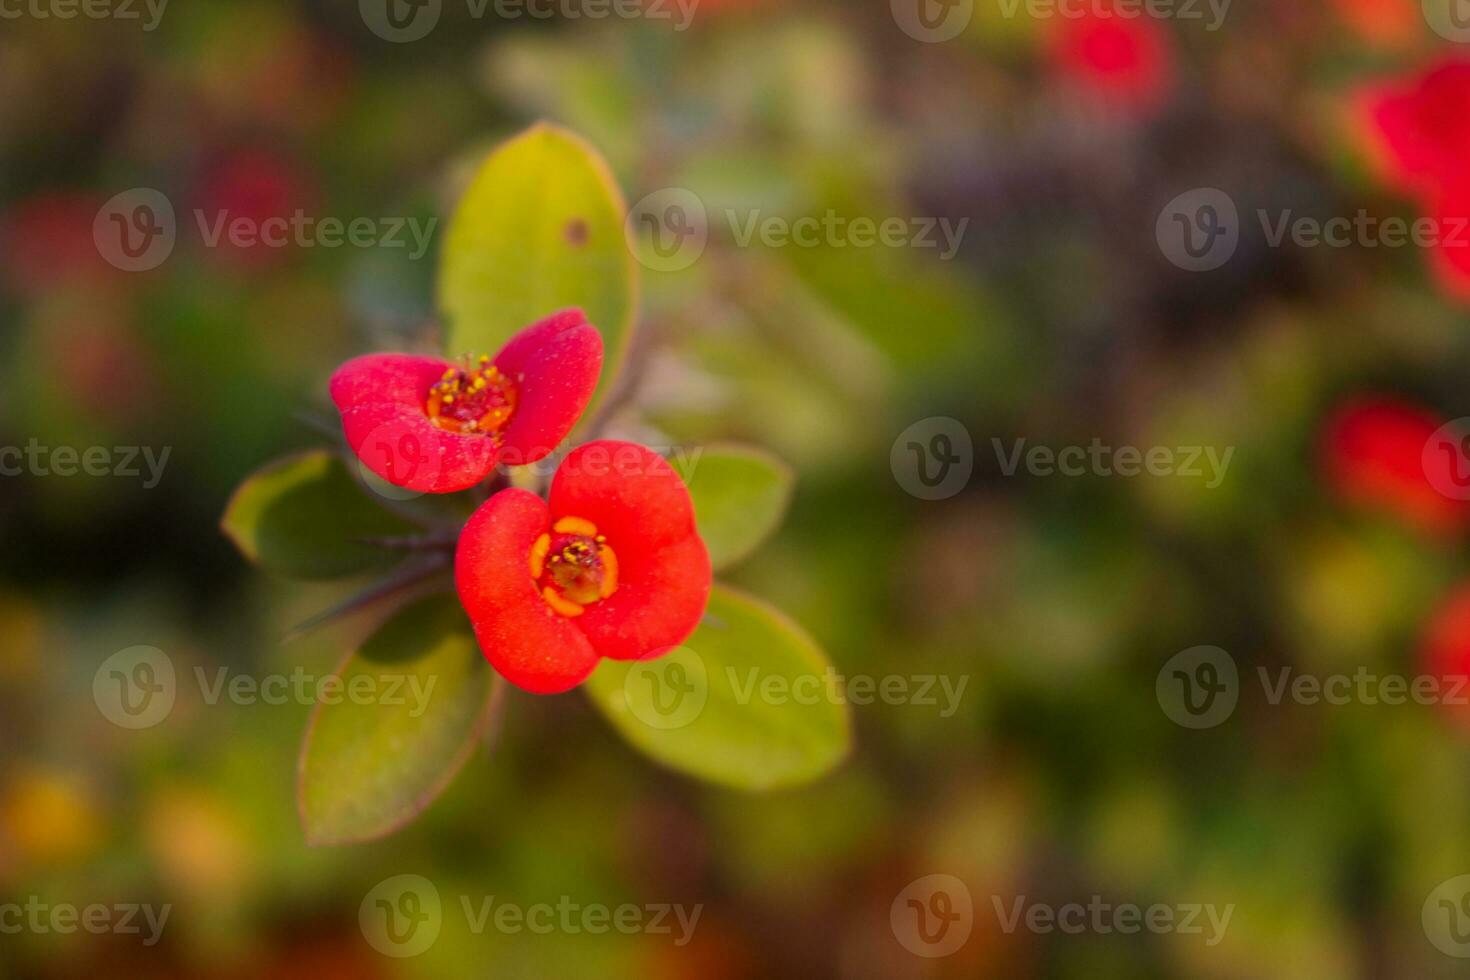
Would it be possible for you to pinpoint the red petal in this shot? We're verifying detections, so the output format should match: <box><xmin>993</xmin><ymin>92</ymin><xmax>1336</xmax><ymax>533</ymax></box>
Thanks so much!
<box><xmin>330</xmin><ymin>354</ymin><xmax>499</xmax><ymax>493</ymax></box>
<box><xmin>1360</xmin><ymin>61</ymin><xmax>1470</xmax><ymax>196</ymax></box>
<box><xmin>1421</xmin><ymin>581</ymin><xmax>1470</xmax><ymax>731</ymax></box>
<box><xmin>1320</xmin><ymin>396</ymin><xmax>1468</xmax><ymax>533</ymax></box>
<box><xmin>1427</xmin><ymin>186</ymin><xmax>1470</xmax><ymax>304</ymax></box>
<box><xmin>549</xmin><ymin>441</ymin><xmax>712</xmax><ymax>661</ymax></box>
<box><xmin>455</xmin><ymin>488</ymin><xmax>600</xmax><ymax>694</ymax></box>
<box><xmin>493</xmin><ymin>309</ymin><xmax>604</xmax><ymax>465</ymax></box>
<box><xmin>1047</xmin><ymin>5</ymin><xmax>1173</xmax><ymax>113</ymax></box>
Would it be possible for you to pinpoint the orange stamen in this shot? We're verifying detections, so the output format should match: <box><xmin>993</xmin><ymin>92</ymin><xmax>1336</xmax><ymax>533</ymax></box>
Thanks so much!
<box><xmin>426</xmin><ymin>357</ymin><xmax>517</xmax><ymax>436</ymax></box>
<box><xmin>553</xmin><ymin>516</ymin><xmax>598</xmax><ymax>537</ymax></box>
<box><xmin>542</xmin><ymin>586</ymin><xmax>584</xmax><ymax>617</ymax></box>
<box><xmin>598</xmin><ymin>546</ymin><xmax>618</xmax><ymax>598</ymax></box>
<box><xmin>529</xmin><ymin>533</ymin><xmax>550</xmax><ymax>579</ymax></box>
<box><xmin>531</xmin><ymin>515</ymin><xmax>618</xmax><ymax>617</ymax></box>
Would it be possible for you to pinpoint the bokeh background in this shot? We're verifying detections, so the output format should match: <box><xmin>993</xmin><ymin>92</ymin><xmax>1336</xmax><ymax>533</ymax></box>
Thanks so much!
<box><xmin>9</xmin><ymin>0</ymin><xmax>1470</xmax><ymax>976</ymax></box>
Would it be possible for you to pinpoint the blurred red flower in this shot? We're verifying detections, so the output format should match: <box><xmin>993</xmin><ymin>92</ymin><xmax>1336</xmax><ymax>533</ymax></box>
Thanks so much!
<box><xmin>1320</xmin><ymin>396</ymin><xmax>1470</xmax><ymax>533</ymax></box>
<box><xmin>1047</xmin><ymin>4</ymin><xmax>1176</xmax><ymax>112</ymax></box>
<box><xmin>192</xmin><ymin>150</ymin><xmax>315</xmax><ymax>272</ymax></box>
<box><xmin>1357</xmin><ymin>60</ymin><xmax>1470</xmax><ymax>198</ymax></box>
<box><xmin>1</xmin><ymin>191</ymin><xmax>113</xmax><ymax>295</ymax></box>
<box><xmin>1420</xmin><ymin>581</ymin><xmax>1470</xmax><ymax>725</ymax></box>
<box><xmin>1355</xmin><ymin>59</ymin><xmax>1470</xmax><ymax>298</ymax></box>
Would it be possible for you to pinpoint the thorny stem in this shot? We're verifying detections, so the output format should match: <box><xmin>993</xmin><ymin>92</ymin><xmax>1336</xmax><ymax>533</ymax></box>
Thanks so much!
<box><xmin>481</xmin><ymin>675</ymin><xmax>510</xmax><ymax>753</ymax></box>
<box><xmin>282</xmin><ymin>556</ymin><xmax>452</xmax><ymax>643</ymax></box>
<box><xmin>580</xmin><ymin>323</ymin><xmax>653</xmax><ymax>441</ymax></box>
<box><xmin>353</xmin><ymin>532</ymin><xmax>459</xmax><ymax>551</ymax></box>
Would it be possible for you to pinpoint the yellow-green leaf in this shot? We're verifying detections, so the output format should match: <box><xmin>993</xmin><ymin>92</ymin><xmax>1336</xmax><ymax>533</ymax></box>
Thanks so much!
<box><xmin>221</xmin><ymin>450</ymin><xmax>416</xmax><ymax>580</ymax></box>
<box><xmin>677</xmin><ymin>444</ymin><xmax>794</xmax><ymax>570</ymax></box>
<box><xmin>584</xmin><ymin>585</ymin><xmax>851</xmax><ymax>790</ymax></box>
<box><xmin>438</xmin><ymin>122</ymin><xmax>636</xmax><ymax>411</ymax></box>
<box><xmin>298</xmin><ymin>595</ymin><xmax>495</xmax><ymax>845</ymax></box>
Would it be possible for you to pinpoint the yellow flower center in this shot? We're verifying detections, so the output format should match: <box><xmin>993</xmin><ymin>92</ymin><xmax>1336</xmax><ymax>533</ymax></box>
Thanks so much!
<box><xmin>426</xmin><ymin>356</ymin><xmax>517</xmax><ymax>436</ymax></box>
<box><xmin>530</xmin><ymin>516</ymin><xmax>618</xmax><ymax>618</ymax></box>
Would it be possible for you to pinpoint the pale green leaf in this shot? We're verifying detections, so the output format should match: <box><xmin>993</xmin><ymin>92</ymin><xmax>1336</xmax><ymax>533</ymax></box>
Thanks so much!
<box><xmin>438</xmin><ymin>122</ymin><xmax>636</xmax><ymax>410</ymax></box>
<box><xmin>584</xmin><ymin>585</ymin><xmax>850</xmax><ymax>790</ymax></box>
<box><xmin>298</xmin><ymin>595</ymin><xmax>496</xmax><ymax>845</ymax></box>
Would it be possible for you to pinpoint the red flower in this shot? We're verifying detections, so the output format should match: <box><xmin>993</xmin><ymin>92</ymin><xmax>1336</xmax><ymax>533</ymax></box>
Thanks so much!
<box><xmin>1320</xmin><ymin>396</ymin><xmax>1470</xmax><ymax>533</ymax></box>
<box><xmin>193</xmin><ymin>150</ymin><xmax>314</xmax><ymax>272</ymax></box>
<box><xmin>455</xmin><ymin>441</ymin><xmax>711</xmax><ymax>694</ymax></box>
<box><xmin>2</xmin><ymin>191</ymin><xmax>113</xmax><ymax>294</ymax></box>
<box><xmin>1357</xmin><ymin>60</ymin><xmax>1470</xmax><ymax>199</ymax></box>
<box><xmin>1420</xmin><ymin>582</ymin><xmax>1470</xmax><ymax>729</ymax></box>
<box><xmin>1354</xmin><ymin>60</ymin><xmax>1470</xmax><ymax>298</ymax></box>
<box><xmin>1047</xmin><ymin>6</ymin><xmax>1174</xmax><ymax>112</ymax></box>
<box><xmin>330</xmin><ymin>309</ymin><xmax>603</xmax><ymax>494</ymax></box>
<box><xmin>1425</xmin><ymin>184</ymin><xmax>1470</xmax><ymax>302</ymax></box>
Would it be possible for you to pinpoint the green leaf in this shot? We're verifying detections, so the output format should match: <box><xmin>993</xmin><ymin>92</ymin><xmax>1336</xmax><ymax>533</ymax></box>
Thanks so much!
<box><xmin>676</xmin><ymin>445</ymin><xmax>794</xmax><ymax>570</ymax></box>
<box><xmin>584</xmin><ymin>585</ymin><xmax>851</xmax><ymax>790</ymax></box>
<box><xmin>298</xmin><ymin>595</ymin><xmax>496</xmax><ymax>845</ymax></box>
<box><xmin>438</xmin><ymin>122</ymin><xmax>636</xmax><ymax>410</ymax></box>
<box><xmin>221</xmin><ymin>450</ymin><xmax>417</xmax><ymax>580</ymax></box>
